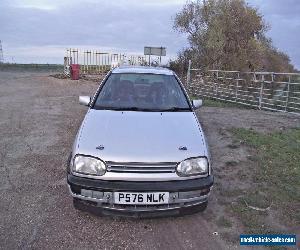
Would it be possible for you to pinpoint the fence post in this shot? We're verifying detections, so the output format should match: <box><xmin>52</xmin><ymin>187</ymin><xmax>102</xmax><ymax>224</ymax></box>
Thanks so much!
<box><xmin>258</xmin><ymin>74</ymin><xmax>264</xmax><ymax>110</ymax></box>
<box><xmin>215</xmin><ymin>71</ymin><xmax>219</xmax><ymax>97</ymax></box>
<box><xmin>235</xmin><ymin>72</ymin><xmax>239</xmax><ymax>102</ymax></box>
<box><xmin>76</xmin><ymin>48</ymin><xmax>78</xmax><ymax>64</ymax></box>
<box><xmin>69</xmin><ymin>48</ymin><xmax>72</xmax><ymax>65</ymax></box>
<box><xmin>83</xmin><ymin>50</ymin><xmax>86</xmax><ymax>74</ymax></box>
<box><xmin>186</xmin><ymin>60</ymin><xmax>191</xmax><ymax>93</ymax></box>
<box><xmin>285</xmin><ymin>76</ymin><xmax>291</xmax><ymax>112</ymax></box>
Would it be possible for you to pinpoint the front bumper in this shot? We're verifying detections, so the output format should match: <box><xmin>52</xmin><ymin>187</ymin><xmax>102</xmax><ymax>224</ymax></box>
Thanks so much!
<box><xmin>67</xmin><ymin>174</ymin><xmax>214</xmax><ymax>217</ymax></box>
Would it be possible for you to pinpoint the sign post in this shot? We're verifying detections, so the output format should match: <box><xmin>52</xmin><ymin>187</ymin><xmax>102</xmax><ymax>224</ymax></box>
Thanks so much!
<box><xmin>144</xmin><ymin>46</ymin><xmax>166</xmax><ymax>65</ymax></box>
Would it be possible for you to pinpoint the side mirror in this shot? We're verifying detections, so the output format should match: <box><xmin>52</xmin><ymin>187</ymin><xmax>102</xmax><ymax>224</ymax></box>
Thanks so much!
<box><xmin>79</xmin><ymin>96</ymin><xmax>91</xmax><ymax>106</ymax></box>
<box><xmin>192</xmin><ymin>99</ymin><xmax>203</xmax><ymax>109</ymax></box>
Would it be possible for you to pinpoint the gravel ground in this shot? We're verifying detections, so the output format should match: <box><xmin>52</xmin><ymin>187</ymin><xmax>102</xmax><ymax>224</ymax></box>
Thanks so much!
<box><xmin>0</xmin><ymin>71</ymin><xmax>299</xmax><ymax>250</ymax></box>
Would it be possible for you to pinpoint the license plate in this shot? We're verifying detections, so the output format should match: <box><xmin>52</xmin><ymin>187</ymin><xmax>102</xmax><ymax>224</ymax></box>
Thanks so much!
<box><xmin>114</xmin><ymin>192</ymin><xmax>169</xmax><ymax>205</ymax></box>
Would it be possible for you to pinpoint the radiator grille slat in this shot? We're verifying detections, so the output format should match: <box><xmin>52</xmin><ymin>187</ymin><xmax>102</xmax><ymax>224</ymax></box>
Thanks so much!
<box><xmin>107</xmin><ymin>162</ymin><xmax>177</xmax><ymax>174</ymax></box>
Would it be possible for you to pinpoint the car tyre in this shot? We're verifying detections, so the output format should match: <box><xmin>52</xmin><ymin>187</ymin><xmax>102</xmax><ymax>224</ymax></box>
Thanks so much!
<box><xmin>181</xmin><ymin>201</ymin><xmax>208</xmax><ymax>215</ymax></box>
<box><xmin>73</xmin><ymin>198</ymin><xmax>85</xmax><ymax>211</ymax></box>
<box><xmin>197</xmin><ymin>201</ymin><xmax>208</xmax><ymax>212</ymax></box>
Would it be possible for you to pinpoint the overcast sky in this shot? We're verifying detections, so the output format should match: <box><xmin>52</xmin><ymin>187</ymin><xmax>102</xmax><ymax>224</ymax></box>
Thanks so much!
<box><xmin>0</xmin><ymin>0</ymin><xmax>299</xmax><ymax>69</ymax></box>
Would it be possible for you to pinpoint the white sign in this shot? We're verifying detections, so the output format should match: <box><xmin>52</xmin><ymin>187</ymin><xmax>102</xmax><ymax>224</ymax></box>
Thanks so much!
<box><xmin>144</xmin><ymin>47</ymin><xmax>166</xmax><ymax>56</ymax></box>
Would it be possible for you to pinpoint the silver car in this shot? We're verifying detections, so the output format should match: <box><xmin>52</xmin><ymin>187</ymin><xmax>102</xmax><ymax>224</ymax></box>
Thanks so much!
<box><xmin>67</xmin><ymin>66</ymin><xmax>213</xmax><ymax>217</ymax></box>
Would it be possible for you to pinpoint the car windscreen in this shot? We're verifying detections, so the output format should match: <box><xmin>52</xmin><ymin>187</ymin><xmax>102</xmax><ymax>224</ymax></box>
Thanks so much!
<box><xmin>93</xmin><ymin>73</ymin><xmax>191</xmax><ymax>111</ymax></box>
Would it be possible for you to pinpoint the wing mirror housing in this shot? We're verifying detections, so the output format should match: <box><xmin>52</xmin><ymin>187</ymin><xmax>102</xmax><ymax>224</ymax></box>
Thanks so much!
<box><xmin>79</xmin><ymin>96</ymin><xmax>91</xmax><ymax>106</ymax></box>
<box><xmin>192</xmin><ymin>99</ymin><xmax>203</xmax><ymax>109</ymax></box>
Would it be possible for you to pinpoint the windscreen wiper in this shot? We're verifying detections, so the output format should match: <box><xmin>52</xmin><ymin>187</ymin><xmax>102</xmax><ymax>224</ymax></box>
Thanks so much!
<box><xmin>160</xmin><ymin>107</ymin><xmax>191</xmax><ymax>112</ymax></box>
<box><xmin>93</xmin><ymin>106</ymin><xmax>141</xmax><ymax>111</ymax></box>
<box><xmin>118</xmin><ymin>107</ymin><xmax>169</xmax><ymax>112</ymax></box>
<box><xmin>122</xmin><ymin>107</ymin><xmax>142</xmax><ymax>111</ymax></box>
<box><xmin>112</xmin><ymin>107</ymin><xmax>147</xmax><ymax>111</ymax></box>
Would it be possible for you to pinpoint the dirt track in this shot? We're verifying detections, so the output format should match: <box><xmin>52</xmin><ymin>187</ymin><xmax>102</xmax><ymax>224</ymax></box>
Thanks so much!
<box><xmin>0</xmin><ymin>71</ymin><xmax>299</xmax><ymax>250</ymax></box>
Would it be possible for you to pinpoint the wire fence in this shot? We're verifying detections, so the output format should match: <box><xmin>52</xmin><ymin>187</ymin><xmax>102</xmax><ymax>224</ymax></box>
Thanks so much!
<box><xmin>186</xmin><ymin>62</ymin><xmax>300</xmax><ymax>115</ymax></box>
<box><xmin>64</xmin><ymin>48</ymin><xmax>147</xmax><ymax>75</ymax></box>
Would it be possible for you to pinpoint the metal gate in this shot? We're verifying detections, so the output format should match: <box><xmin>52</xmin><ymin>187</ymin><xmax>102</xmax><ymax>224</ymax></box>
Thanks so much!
<box><xmin>186</xmin><ymin>61</ymin><xmax>300</xmax><ymax>115</ymax></box>
<box><xmin>65</xmin><ymin>48</ymin><xmax>147</xmax><ymax>75</ymax></box>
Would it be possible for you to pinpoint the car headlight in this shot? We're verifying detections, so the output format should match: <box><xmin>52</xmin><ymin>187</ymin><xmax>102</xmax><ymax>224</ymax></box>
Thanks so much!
<box><xmin>72</xmin><ymin>155</ymin><xmax>106</xmax><ymax>176</ymax></box>
<box><xmin>176</xmin><ymin>157</ymin><xmax>208</xmax><ymax>176</ymax></box>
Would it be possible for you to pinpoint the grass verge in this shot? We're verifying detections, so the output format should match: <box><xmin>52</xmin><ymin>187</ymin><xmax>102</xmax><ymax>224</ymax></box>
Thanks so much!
<box><xmin>0</xmin><ymin>63</ymin><xmax>64</xmax><ymax>72</ymax></box>
<box><xmin>230</xmin><ymin>128</ymin><xmax>300</xmax><ymax>234</ymax></box>
<box><xmin>197</xmin><ymin>97</ymin><xmax>251</xmax><ymax>108</ymax></box>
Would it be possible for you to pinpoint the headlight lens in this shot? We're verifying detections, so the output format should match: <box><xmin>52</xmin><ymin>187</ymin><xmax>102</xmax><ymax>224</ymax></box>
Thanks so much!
<box><xmin>176</xmin><ymin>157</ymin><xmax>208</xmax><ymax>176</ymax></box>
<box><xmin>72</xmin><ymin>155</ymin><xmax>106</xmax><ymax>176</ymax></box>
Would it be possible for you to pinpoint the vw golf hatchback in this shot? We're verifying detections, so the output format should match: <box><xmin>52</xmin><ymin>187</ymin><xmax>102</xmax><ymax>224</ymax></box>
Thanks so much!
<box><xmin>67</xmin><ymin>66</ymin><xmax>213</xmax><ymax>217</ymax></box>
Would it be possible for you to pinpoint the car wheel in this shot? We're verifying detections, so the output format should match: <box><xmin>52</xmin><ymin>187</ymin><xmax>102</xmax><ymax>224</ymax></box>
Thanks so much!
<box><xmin>181</xmin><ymin>201</ymin><xmax>208</xmax><ymax>215</ymax></box>
<box><xmin>73</xmin><ymin>198</ymin><xmax>84</xmax><ymax>211</ymax></box>
<box><xmin>73</xmin><ymin>198</ymin><xmax>104</xmax><ymax>216</ymax></box>
<box><xmin>197</xmin><ymin>201</ymin><xmax>208</xmax><ymax>212</ymax></box>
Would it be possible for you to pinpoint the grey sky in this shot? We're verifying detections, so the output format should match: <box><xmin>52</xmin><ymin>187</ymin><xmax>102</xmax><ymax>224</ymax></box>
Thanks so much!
<box><xmin>0</xmin><ymin>0</ymin><xmax>299</xmax><ymax>69</ymax></box>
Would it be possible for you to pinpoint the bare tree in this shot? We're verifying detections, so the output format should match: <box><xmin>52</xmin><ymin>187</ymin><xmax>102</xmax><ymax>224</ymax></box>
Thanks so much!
<box><xmin>171</xmin><ymin>0</ymin><xmax>295</xmax><ymax>73</ymax></box>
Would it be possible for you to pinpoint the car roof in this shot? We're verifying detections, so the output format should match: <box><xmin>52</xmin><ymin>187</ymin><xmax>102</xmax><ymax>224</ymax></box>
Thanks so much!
<box><xmin>111</xmin><ymin>66</ymin><xmax>174</xmax><ymax>76</ymax></box>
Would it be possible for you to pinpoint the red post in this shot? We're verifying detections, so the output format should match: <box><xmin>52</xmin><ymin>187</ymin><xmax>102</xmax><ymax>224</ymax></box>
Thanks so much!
<box><xmin>70</xmin><ymin>64</ymin><xmax>80</xmax><ymax>80</ymax></box>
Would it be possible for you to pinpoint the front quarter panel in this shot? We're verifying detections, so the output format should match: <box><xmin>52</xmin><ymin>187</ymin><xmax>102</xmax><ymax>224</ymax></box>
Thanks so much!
<box><xmin>71</xmin><ymin>71</ymin><xmax>111</xmax><ymax>161</ymax></box>
<box><xmin>192</xmin><ymin>112</ymin><xmax>212</xmax><ymax>174</ymax></box>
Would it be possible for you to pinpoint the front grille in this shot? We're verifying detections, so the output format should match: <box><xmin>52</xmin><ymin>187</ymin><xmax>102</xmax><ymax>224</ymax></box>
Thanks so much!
<box><xmin>107</xmin><ymin>162</ymin><xmax>177</xmax><ymax>174</ymax></box>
